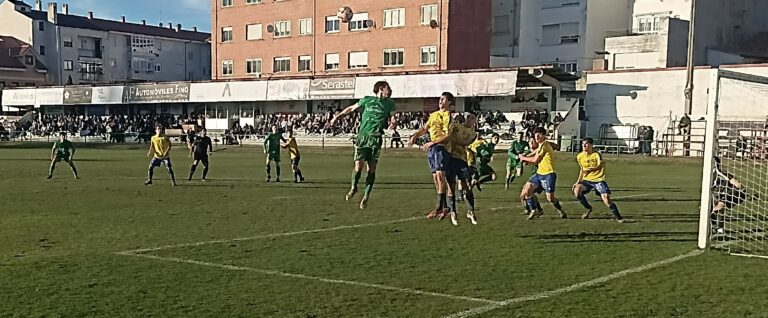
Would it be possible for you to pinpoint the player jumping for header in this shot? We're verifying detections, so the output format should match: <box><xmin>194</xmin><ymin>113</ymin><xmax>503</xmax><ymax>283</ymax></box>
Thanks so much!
<box><xmin>47</xmin><ymin>132</ymin><xmax>79</xmax><ymax>180</ymax></box>
<box><xmin>331</xmin><ymin>81</ymin><xmax>396</xmax><ymax>209</ymax></box>
<box><xmin>573</xmin><ymin>137</ymin><xmax>624</xmax><ymax>223</ymax></box>
<box><xmin>410</xmin><ymin>92</ymin><xmax>453</xmax><ymax>219</ymax></box>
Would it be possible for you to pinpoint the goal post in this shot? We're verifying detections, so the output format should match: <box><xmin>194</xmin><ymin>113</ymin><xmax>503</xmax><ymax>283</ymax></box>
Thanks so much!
<box><xmin>698</xmin><ymin>69</ymin><xmax>768</xmax><ymax>258</ymax></box>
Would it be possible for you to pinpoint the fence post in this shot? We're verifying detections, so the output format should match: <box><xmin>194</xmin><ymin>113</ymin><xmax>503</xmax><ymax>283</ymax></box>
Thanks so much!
<box><xmin>322</xmin><ymin>135</ymin><xmax>325</xmax><ymax>151</ymax></box>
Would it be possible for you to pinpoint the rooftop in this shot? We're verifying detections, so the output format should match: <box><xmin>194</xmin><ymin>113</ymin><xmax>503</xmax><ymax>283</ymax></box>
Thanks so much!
<box><xmin>0</xmin><ymin>35</ymin><xmax>46</xmax><ymax>71</ymax></box>
<box><xmin>12</xmin><ymin>1</ymin><xmax>210</xmax><ymax>42</ymax></box>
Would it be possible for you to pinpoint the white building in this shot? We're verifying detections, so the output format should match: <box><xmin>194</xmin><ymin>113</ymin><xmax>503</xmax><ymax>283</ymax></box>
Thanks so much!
<box><xmin>0</xmin><ymin>0</ymin><xmax>211</xmax><ymax>85</ymax></box>
<box><xmin>490</xmin><ymin>0</ymin><xmax>633</xmax><ymax>73</ymax></box>
<box><xmin>604</xmin><ymin>0</ymin><xmax>768</xmax><ymax>70</ymax></box>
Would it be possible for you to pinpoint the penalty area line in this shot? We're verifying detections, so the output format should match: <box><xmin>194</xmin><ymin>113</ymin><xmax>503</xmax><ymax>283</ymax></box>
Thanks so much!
<box><xmin>441</xmin><ymin>249</ymin><xmax>704</xmax><ymax>318</ymax></box>
<box><xmin>119</xmin><ymin>252</ymin><xmax>501</xmax><ymax>305</ymax></box>
<box><xmin>119</xmin><ymin>216</ymin><xmax>423</xmax><ymax>254</ymax></box>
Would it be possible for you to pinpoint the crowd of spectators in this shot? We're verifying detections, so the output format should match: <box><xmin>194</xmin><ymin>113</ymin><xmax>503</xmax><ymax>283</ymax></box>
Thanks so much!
<box><xmin>2</xmin><ymin>113</ymin><xmax>200</xmax><ymax>142</ymax></box>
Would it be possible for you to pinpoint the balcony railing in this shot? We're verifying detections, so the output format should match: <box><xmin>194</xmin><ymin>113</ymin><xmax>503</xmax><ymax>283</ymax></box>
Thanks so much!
<box><xmin>605</xmin><ymin>28</ymin><xmax>660</xmax><ymax>38</ymax></box>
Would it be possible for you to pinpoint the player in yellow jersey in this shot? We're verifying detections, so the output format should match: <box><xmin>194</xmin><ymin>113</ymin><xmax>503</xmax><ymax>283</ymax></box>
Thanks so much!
<box><xmin>519</xmin><ymin>127</ymin><xmax>566</xmax><ymax>219</ymax></box>
<box><xmin>409</xmin><ymin>92</ymin><xmax>454</xmax><ymax>219</ymax></box>
<box><xmin>145</xmin><ymin>126</ymin><xmax>177</xmax><ymax>186</ymax></box>
<box><xmin>573</xmin><ymin>137</ymin><xmax>624</xmax><ymax>222</ymax></box>
<box><xmin>439</xmin><ymin>112</ymin><xmax>479</xmax><ymax>225</ymax></box>
<box><xmin>519</xmin><ymin>136</ymin><xmax>543</xmax><ymax>216</ymax></box>
<box><xmin>281</xmin><ymin>130</ymin><xmax>305</xmax><ymax>183</ymax></box>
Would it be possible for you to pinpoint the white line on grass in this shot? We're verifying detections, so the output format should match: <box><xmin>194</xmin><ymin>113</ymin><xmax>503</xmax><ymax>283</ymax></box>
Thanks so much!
<box><xmin>441</xmin><ymin>249</ymin><xmax>704</xmax><ymax>318</ymax></box>
<box><xmin>120</xmin><ymin>252</ymin><xmax>501</xmax><ymax>305</ymax></box>
<box><xmin>120</xmin><ymin>216</ymin><xmax>423</xmax><ymax>254</ymax></box>
<box><xmin>488</xmin><ymin>193</ymin><xmax>652</xmax><ymax>211</ymax></box>
<box><xmin>122</xmin><ymin>193</ymin><xmax>654</xmax><ymax>254</ymax></box>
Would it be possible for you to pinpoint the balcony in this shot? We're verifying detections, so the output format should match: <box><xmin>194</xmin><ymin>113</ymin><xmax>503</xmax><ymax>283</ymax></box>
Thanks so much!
<box><xmin>78</xmin><ymin>48</ymin><xmax>102</xmax><ymax>59</ymax></box>
<box><xmin>606</xmin><ymin>28</ymin><xmax>661</xmax><ymax>38</ymax></box>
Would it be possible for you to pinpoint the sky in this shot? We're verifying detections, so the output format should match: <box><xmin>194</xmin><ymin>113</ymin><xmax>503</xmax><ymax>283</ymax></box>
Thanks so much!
<box><xmin>3</xmin><ymin>0</ymin><xmax>212</xmax><ymax>32</ymax></box>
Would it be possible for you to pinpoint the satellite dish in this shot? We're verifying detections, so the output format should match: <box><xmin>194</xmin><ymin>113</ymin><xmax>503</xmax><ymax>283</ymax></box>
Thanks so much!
<box><xmin>365</xmin><ymin>19</ymin><xmax>376</xmax><ymax>28</ymax></box>
<box><xmin>429</xmin><ymin>20</ymin><xmax>439</xmax><ymax>29</ymax></box>
<box><xmin>266</xmin><ymin>25</ymin><xmax>275</xmax><ymax>33</ymax></box>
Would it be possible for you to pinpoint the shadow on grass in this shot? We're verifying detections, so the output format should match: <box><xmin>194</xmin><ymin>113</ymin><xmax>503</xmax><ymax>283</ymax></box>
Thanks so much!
<box><xmin>526</xmin><ymin>231</ymin><xmax>698</xmax><ymax>243</ymax></box>
<box><xmin>0</xmin><ymin>158</ymin><xmax>121</xmax><ymax>162</ymax></box>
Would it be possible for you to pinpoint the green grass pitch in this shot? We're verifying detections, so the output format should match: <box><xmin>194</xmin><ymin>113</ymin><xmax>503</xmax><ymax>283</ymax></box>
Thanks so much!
<box><xmin>1</xmin><ymin>143</ymin><xmax>767</xmax><ymax>317</ymax></box>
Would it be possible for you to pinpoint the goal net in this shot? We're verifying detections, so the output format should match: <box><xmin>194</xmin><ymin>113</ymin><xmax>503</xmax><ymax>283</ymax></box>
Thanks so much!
<box><xmin>699</xmin><ymin>70</ymin><xmax>768</xmax><ymax>258</ymax></box>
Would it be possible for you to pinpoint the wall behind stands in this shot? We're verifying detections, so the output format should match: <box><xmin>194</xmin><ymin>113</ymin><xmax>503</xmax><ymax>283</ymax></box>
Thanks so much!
<box><xmin>583</xmin><ymin>64</ymin><xmax>768</xmax><ymax>139</ymax></box>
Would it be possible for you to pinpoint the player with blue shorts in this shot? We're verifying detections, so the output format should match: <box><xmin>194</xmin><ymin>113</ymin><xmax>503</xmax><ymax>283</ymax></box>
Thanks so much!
<box><xmin>519</xmin><ymin>127</ymin><xmax>567</xmax><ymax>219</ymax></box>
<box><xmin>573</xmin><ymin>137</ymin><xmax>624</xmax><ymax>223</ymax></box>
<box><xmin>410</xmin><ymin>92</ymin><xmax>454</xmax><ymax>219</ymax></box>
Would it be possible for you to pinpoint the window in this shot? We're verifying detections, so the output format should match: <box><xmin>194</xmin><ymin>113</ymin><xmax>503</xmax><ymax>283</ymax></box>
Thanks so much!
<box><xmin>39</xmin><ymin>45</ymin><xmax>45</xmax><ymax>56</ymax></box>
<box><xmin>383</xmin><ymin>48</ymin><xmax>404</xmax><ymax>67</ymax></box>
<box><xmin>541</xmin><ymin>24</ymin><xmax>559</xmax><ymax>45</ymax></box>
<box><xmin>493</xmin><ymin>15</ymin><xmax>510</xmax><ymax>34</ymax></box>
<box><xmin>221</xmin><ymin>27</ymin><xmax>233</xmax><ymax>42</ymax></box>
<box><xmin>543</xmin><ymin>0</ymin><xmax>580</xmax><ymax>8</ymax></box>
<box><xmin>552</xmin><ymin>61</ymin><xmax>577</xmax><ymax>73</ymax></box>
<box><xmin>222</xmin><ymin>0</ymin><xmax>233</xmax><ymax>7</ymax></box>
<box><xmin>348</xmin><ymin>51</ymin><xmax>368</xmax><ymax>69</ymax></box>
<box><xmin>325</xmin><ymin>53</ymin><xmax>340</xmax><ymax>70</ymax></box>
<box><xmin>420</xmin><ymin>46</ymin><xmax>437</xmax><ymax>65</ymax></box>
<box><xmin>38</xmin><ymin>21</ymin><xmax>44</xmax><ymax>31</ymax></box>
<box><xmin>559</xmin><ymin>22</ymin><xmax>579</xmax><ymax>44</ymax></box>
<box><xmin>273</xmin><ymin>57</ymin><xmax>291</xmax><ymax>72</ymax></box>
<box><xmin>154</xmin><ymin>63</ymin><xmax>162</xmax><ymax>72</ymax></box>
<box><xmin>349</xmin><ymin>13</ymin><xmax>369</xmax><ymax>31</ymax></box>
<box><xmin>384</xmin><ymin>8</ymin><xmax>405</xmax><ymax>28</ymax></box>
<box><xmin>78</xmin><ymin>61</ymin><xmax>103</xmax><ymax>82</ymax></box>
<box><xmin>64</xmin><ymin>60</ymin><xmax>74</xmax><ymax>70</ymax></box>
<box><xmin>420</xmin><ymin>4</ymin><xmax>438</xmax><ymax>25</ymax></box>
<box><xmin>24</xmin><ymin>56</ymin><xmax>34</xmax><ymax>65</ymax></box>
<box><xmin>325</xmin><ymin>16</ymin><xmax>340</xmax><ymax>33</ymax></box>
<box><xmin>246</xmin><ymin>24</ymin><xmax>263</xmax><ymax>40</ymax></box>
<box><xmin>246</xmin><ymin>58</ymin><xmax>262</xmax><ymax>74</ymax></box>
<box><xmin>131</xmin><ymin>35</ymin><xmax>155</xmax><ymax>53</ymax></box>
<box><xmin>299</xmin><ymin>18</ymin><xmax>312</xmax><ymax>35</ymax></box>
<box><xmin>274</xmin><ymin>20</ymin><xmax>291</xmax><ymax>38</ymax></box>
<box><xmin>637</xmin><ymin>15</ymin><xmax>662</xmax><ymax>33</ymax></box>
<box><xmin>222</xmin><ymin>60</ymin><xmax>233</xmax><ymax>76</ymax></box>
<box><xmin>63</xmin><ymin>37</ymin><xmax>73</xmax><ymax>47</ymax></box>
<box><xmin>246</xmin><ymin>0</ymin><xmax>262</xmax><ymax>3</ymax></box>
<box><xmin>298</xmin><ymin>55</ymin><xmax>311</xmax><ymax>72</ymax></box>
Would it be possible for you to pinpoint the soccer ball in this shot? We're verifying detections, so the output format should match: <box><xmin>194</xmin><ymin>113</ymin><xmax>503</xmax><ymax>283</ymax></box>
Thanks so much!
<box><xmin>337</xmin><ymin>6</ymin><xmax>353</xmax><ymax>23</ymax></box>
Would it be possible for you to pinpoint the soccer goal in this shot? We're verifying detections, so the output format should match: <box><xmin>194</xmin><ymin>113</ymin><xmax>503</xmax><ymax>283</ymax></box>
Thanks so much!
<box><xmin>698</xmin><ymin>69</ymin><xmax>768</xmax><ymax>258</ymax></box>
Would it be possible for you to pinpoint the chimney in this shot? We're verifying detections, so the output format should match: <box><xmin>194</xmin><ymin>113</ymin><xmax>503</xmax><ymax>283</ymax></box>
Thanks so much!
<box><xmin>47</xmin><ymin>2</ymin><xmax>57</xmax><ymax>24</ymax></box>
<box><xmin>121</xmin><ymin>16</ymin><xmax>125</xmax><ymax>23</ymax></box>
<box><xmin>35</xmin><ymin>0</ymin><xmax>42</xmax><ymax>11</ymax></box>
<box><xmin>87</xmin><ymin>11</ymin><xmax>93</xmax><ymax>19</ymax></box>
<box><xmin>159</xmin><ymin>22</ymin><xmax>163</xmax><ymax>27</ymax></box>
<box><xmin>168</xmin><ymin>22</ymin><xmax>173</xmax><ymax>29</ymax></box>
<box><xmin>176</xmin><ymin>24</ymin><xmax>181</xmax><ymax>32</ymax></box>
<box><xmin>61</xmin><ymin>3</ymin><xmax>68</xmax><ymax>15</ymax></box>
<box><xmin>193</xmin><ymin>26</ymin><xmax>197</xmax><ymax>32</ymax></box>
<box><xmin>141</xmin><ymin>19</ymin><xmax>146</xmax><ymax>25</ymax></box>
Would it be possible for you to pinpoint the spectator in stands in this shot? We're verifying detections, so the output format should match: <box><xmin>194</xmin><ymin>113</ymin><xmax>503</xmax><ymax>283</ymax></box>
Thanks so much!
<box><xmin>390</xmin><ymin>129</ymin><xmax>404</xmax><ymax>148</ymax></box>
<box><xmin>553</xmin><ymin>112</ymin><xmax>564</xmax><ymax>128</ymax></box>
<box><xmin>678</xmin><ymin>113</ymin><xmax>691</xmax><ymax>136</ymax></box>
<box><xmin>640</xmin><ymin>126</ymin><xmax>654</xmax><ymax>155</ymax></box>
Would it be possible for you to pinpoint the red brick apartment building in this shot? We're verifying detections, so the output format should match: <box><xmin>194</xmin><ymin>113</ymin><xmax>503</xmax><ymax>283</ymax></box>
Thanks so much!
<box><xmin>211</xmin><ymin>0</ymin><xmax>491</xmax><ymax>80</ymax></box>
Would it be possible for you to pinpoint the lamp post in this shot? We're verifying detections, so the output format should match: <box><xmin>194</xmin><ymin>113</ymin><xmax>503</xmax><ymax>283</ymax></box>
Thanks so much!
<box><xmin>683</xmin><ymin>0</ymin><xmax>697</xmax><ymax>114</ymax></box>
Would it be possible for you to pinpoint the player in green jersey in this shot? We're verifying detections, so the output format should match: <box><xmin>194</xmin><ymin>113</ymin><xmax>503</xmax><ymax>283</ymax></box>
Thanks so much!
<box><xmin>48</xmin><ymin>132</ymin><xmax>79</xmax><ymax>179</ymax></box>
<box><xmin>506</xmin><ymin>132</ymin><xmax>531</xmax><ymax>190</ymax></box>
<box><xmin>263</xmin><ymin>125</ymin><xmax>286</xmax><ymax>182</ymax></box>
<box><xmin>473</xmin><ymin>133</ymin><xmax>500</xmax><ymax>190</ymax></box>
<box><xmin>330</xmin><ymin>81</ymin><xmax>396</xmax><ymax>209</ymax></box>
